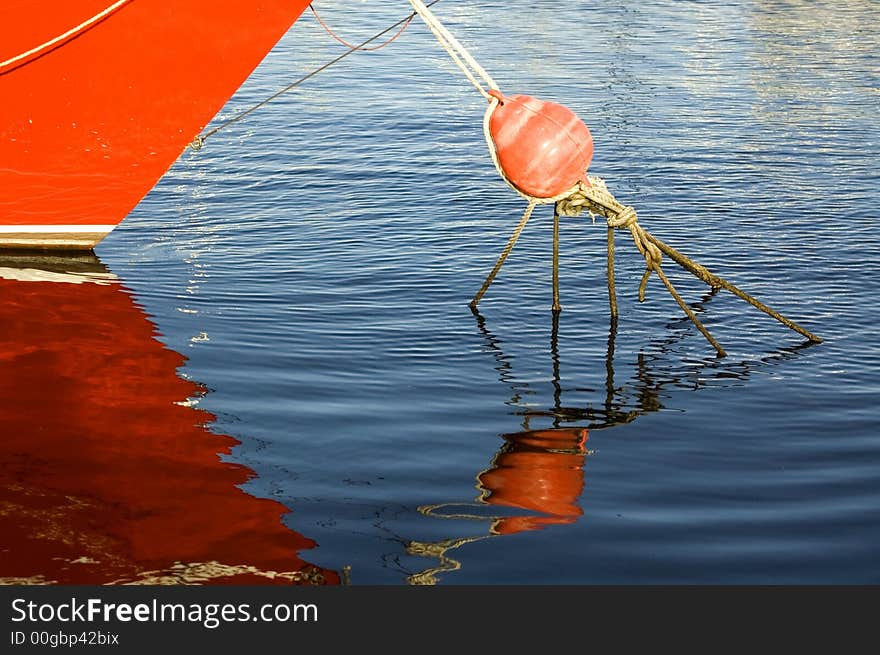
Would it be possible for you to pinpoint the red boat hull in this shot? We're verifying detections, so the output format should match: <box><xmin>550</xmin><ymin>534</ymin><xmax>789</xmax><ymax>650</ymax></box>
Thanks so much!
<box><xmin>0</xmin><ymin>0</ymin><xmax>311</xmax><ymax>249</ymax></box>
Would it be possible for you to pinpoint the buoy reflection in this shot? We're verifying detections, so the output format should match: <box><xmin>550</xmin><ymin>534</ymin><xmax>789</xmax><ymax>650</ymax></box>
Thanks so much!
<box><xmin>407</xmin><ymin>426</ymin><xmax>589</xmax><ymax>585</ymax></box>
<box><xmin>407</xmin><ymin>293</ymin><xmax>812</xmax><ymax>583</ymax></box>
<box><xmin>478</xmin><ymin>427</ymin><xmax>588</xmax><ymax>535</ymax></box>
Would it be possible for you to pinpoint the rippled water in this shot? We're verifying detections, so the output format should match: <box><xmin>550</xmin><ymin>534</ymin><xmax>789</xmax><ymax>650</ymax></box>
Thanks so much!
<box><xmin>4</xmin><ymin>0</ymin><xmax>879</xmax><ymax>584</ymax></box>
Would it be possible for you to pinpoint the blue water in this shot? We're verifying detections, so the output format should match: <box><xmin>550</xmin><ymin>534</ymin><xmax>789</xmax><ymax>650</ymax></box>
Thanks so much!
<box><xmin>27</xmin><ymin>1</ymin><xmax>880</xmax><ymax>583</ymax></box>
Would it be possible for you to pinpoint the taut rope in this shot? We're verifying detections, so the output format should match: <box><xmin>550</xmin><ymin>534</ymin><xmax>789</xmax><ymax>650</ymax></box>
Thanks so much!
<box><xmin>407</xmin><ymin>0</ymin><xmax>498</xmax><ymax>101</ymax></box>
<box><xmin>191</xmin><ymin>0</ymin><xmax>444</xmax><ymax>150</ymax></box>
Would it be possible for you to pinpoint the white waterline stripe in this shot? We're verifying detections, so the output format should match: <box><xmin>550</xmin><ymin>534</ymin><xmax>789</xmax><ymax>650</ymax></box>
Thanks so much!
<box><xmin>0</xmin><ymin>225</ymin><xmax>115</xmax><ymax>233</ymax></box>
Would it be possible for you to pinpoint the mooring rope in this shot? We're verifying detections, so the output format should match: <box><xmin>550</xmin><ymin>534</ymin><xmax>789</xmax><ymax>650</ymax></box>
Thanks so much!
<box><xmin>407</xmin><ymin>1</ymin><xmax>580</xmax><ymax>202</ymax></box>
<box><xmin>407</xmin><ymin>0</ymin><xmax>498</xmax><ymax>101</ymax></box>
<box><xmin>469</xmin><ymin>200</ymin><xmax>538</xmax><ymax>309</ymax></box>
<box><xmin>559</xmin><ymin>177</ymin><xmax>823</xmax><ymax>351</ymax></box>
<box><xmin>560</xmin><ymin>183</ymin><xmax>663</xmax><ymax>302</ymax></box>
<box><xmin>407</xmin><ymin>0</ymin><xmax>540</xmax><ymax>205</ymax></box>
<box><xmin>0</xmin><ymin>0</ymin><xmax>134</xmax><ymax>75</ymax></box>
<box><xmin>191</xmin><ymin>0</ymin><xmax>443</xmax><ymax>150</ymax></box>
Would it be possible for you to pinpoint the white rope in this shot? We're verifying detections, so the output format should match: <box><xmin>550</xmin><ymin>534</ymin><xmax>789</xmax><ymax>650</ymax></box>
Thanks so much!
<box><xmin>408</xmin><ymin>1</ymin><xmax>579</xmax><ymax>203</ymax></box>
<box><xmin>407</xmin><ymin>0</ymin><xmax>498</xmax><ymax>100</ymax></box>
<box><xmin>409</xmin><ymin>0</ymin><xmax>582</xmax><ymax>205</ymax></box>
<box><xmin>0</xmin><ymin>0</ymin><xmax>134</xmax><ymax>74</ymax></box>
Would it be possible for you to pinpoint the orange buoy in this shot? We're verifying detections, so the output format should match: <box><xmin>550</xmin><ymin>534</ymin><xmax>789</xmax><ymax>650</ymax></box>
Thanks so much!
<box><xmin>487</xmin><ymin>90</ymin><xmax>594</xmax><ymax>200</ymax></box>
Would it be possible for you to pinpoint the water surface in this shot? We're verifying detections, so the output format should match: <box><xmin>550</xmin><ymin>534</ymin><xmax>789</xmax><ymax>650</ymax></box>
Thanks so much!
<box><xmin>4</xmin><ymin>0</ymin><xmax>879</xmax><ymax>584</ymax></box>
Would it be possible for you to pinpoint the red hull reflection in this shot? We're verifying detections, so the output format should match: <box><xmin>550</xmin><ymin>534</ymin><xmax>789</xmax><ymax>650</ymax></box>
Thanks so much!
<box><xmin>0</xmin><ymin>255</ymin><xmax>337</xmax><ymax>585</ymax></box>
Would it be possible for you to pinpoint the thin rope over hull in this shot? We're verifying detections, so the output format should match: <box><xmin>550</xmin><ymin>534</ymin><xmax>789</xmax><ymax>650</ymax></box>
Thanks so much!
<box><xmin>0</xmin><ymin>0</ymin><xmax>312</xmax><ymax>249</ymax></box>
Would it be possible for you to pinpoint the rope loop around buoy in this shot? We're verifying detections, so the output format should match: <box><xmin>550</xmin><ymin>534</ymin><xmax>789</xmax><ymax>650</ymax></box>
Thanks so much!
<box><xmin>482</xmin><ymin>99</ymin><xmax>588</xmax><ymax>207</ymax></box>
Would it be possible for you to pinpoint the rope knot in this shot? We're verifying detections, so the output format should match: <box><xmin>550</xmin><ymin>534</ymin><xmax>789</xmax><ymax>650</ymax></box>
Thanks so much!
<box><xmin>643</xmin><ymin>238</ymin><xmax>663</xmax><ymax>269</ymax></box>
<box><xmin>189</xmin><ymin>135</ymin><xmax>205</xmax><ymax>152</ymax></box>
<box><xmin>556</xmin><ymin>193</ymin><xmax>587</xmax><ymax>217</ymax></box>
<box><xmin>556</xmin><ymin>184</ymin><xmax>594</xmax><ymax>218</ymax></box>
<box><xmin>631</xmin><ymin>223</ymin><xmax>663</xmax><ymax>302</ymax></box>
<box><xmin>608</xmin><ymin>205</ymin><xmax>637</xmax><ymax>228</ymax></box>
